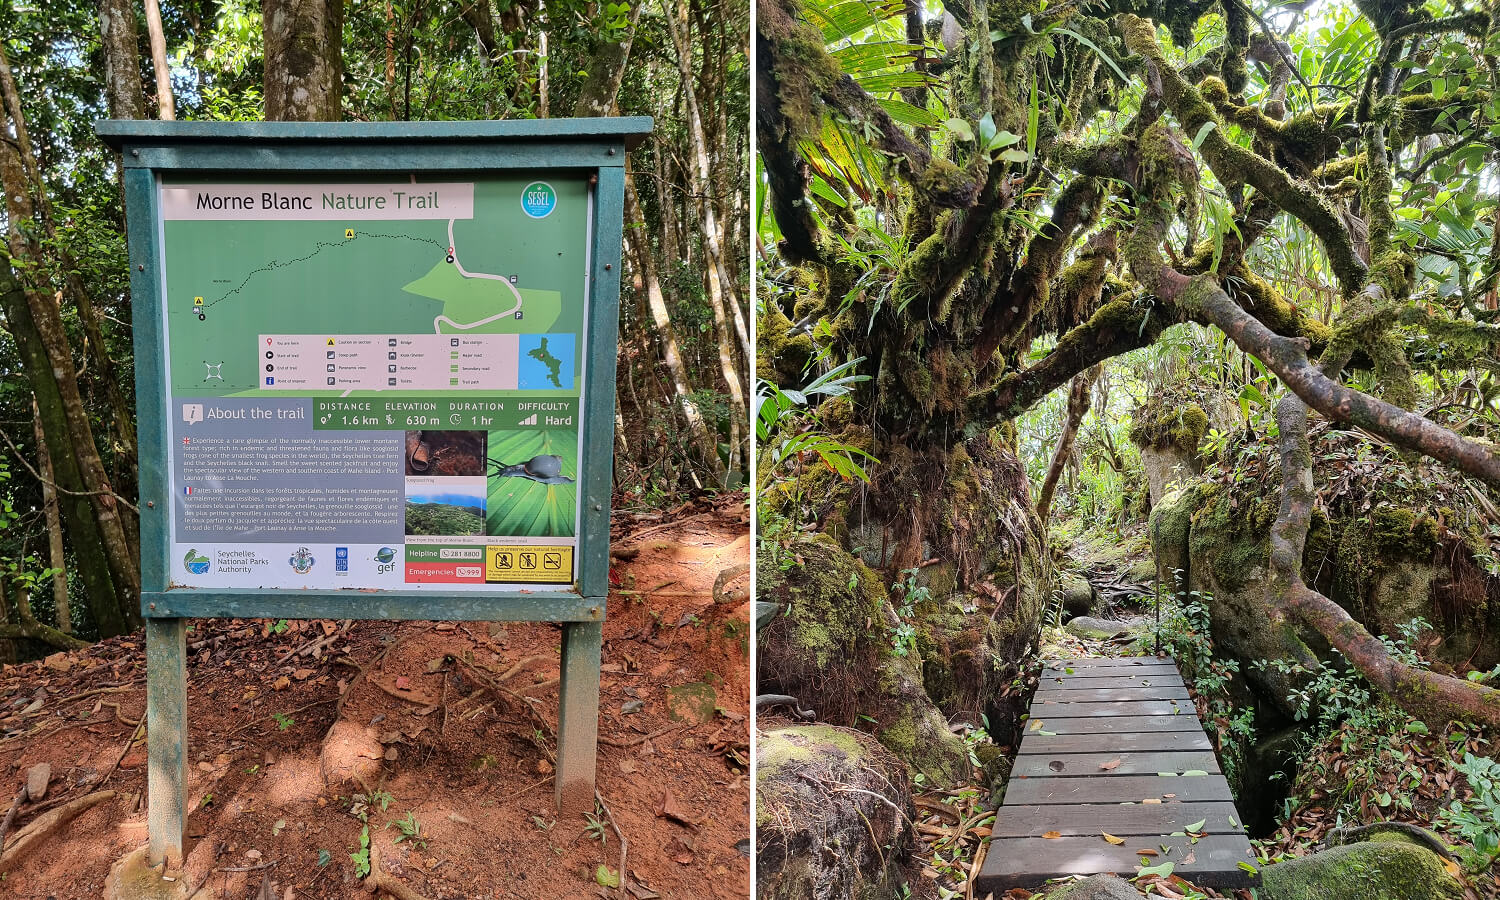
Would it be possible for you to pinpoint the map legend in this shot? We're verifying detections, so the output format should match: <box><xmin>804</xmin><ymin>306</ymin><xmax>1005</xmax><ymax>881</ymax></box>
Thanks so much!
<box><xmin>258</xmin><ymin>334</ymin><xmax>521</xmax><ymax>391</ymax></box>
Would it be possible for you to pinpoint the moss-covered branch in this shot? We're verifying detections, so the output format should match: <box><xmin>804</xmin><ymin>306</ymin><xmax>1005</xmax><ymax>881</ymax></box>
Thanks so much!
<box><xmin>1119</xmin><ymin>15</ymin><xmax>1368</xmax><ymax>295</ymax></box>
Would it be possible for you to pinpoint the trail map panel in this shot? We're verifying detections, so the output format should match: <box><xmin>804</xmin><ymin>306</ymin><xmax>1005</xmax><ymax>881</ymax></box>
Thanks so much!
<box><xmin>161</xmin><ymin>175</ymin><xmax>590</xmax><ymax>591</ymax></box>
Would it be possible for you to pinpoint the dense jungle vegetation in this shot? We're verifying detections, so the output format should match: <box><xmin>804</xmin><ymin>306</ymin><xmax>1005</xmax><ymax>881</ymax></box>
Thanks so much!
<box><xmin>755</xmin><ymin>0</ymin><xmax>1500</xmax><ymax>895</ymax></box>
<box><xmin>0</xmin><ymin>0</ymin><xmax>748</xmax><ymax>653</ymax></box>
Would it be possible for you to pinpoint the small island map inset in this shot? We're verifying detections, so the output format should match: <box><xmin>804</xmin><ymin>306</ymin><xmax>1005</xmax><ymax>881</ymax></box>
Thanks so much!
<box><xmin>518</xmin><ymin>334</ymin><xmax>575</xmax><ymax>390</ymax></box>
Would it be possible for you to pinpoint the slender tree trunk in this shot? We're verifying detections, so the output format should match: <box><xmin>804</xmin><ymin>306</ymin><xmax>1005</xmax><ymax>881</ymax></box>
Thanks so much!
<box><xmin>662</xmin><ymin>0</ymin><xmax>750</xmax><ymax>363</ymax></box>
<box><xmin>263</xmin><ymin>0</ymin><xmax>344</xmax><ymax>121</ymax></box>
<box><xmin>537</xmin><ymin>22</ymin><xmax>550</xmax><ymax>118</ymax></box>
<box><xmin>386</xmin><ymin>0</ymin><xmax>398</xmax><ymax>117</ymax></box>
<box><xmin>143</xmin><ymin>0</ymin><xmax>175</xmax><ymax>119</ymax></box>
<box><xmin>626</xmin><ymin>172</ymin><xmax>725</xmax><ymax>481</ymax></box>
<box><xmin>1036</xmin><ymin>370</ymin><xmax>1094</xmax><ymax>523</ymax></box>
<box><xmin>98</xmin><ymin>0</ymin><xmax>146</xmax><ymax>121</ymax></box>
<box><xmin>33</xmin><ymin>401</ymin><xmax>71</xmax><ymax>634</ymax></box>
<box><xmin>661</xmin><ymin>0</ymin><xmax>746</xmax><ymax>474</ymax></box>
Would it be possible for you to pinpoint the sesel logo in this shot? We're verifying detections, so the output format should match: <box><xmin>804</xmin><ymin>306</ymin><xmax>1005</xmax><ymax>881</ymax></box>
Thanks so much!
<box><xmin>183</xmin><ymin>549</ymin><xmax>210</xmax><ymax>575</ymax></box>
<box><xmin>288</xmin><ymin>547</ymin><xmax>316</xmax><ymax>575</ymax></box>
<box><xmin>375</xmin><ymin>546</ymin><xmax>398</xmax><ymax>574</ymax></box>
<box><xmin>520</xmin><ymin>182</ymin><xmax>557</xmax><ymax>219</ymax></box>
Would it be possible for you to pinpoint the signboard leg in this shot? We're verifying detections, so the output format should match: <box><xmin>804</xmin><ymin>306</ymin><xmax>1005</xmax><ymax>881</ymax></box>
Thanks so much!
<box><xmin>555</xmin><ymin>618</ymin><xmax>602</xmax><ymax>816</ymax></box>
<box><xmin>146</xmin><ymin>618</ymin><xmax>188</xmax><ymax>868</ymax></box>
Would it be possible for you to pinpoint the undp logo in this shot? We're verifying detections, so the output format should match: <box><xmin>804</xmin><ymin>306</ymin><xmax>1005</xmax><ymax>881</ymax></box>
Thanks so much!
<box><xmin>520</xmin><ymin>182</ymin><xmax>556</xmax><ymax>219</ymax></box>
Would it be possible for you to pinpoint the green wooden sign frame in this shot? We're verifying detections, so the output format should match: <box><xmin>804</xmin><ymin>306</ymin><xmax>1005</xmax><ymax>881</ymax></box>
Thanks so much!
<box><xmin>99</xmin><ymin>118</ymin><xmax>652</xmax><ymax>869</ymax></box>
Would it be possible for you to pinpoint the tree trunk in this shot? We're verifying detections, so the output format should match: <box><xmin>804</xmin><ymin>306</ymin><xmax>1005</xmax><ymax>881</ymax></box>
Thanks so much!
<box><xmin>98</xmin><ymin>0</ymin><xmax>145</xmax><ymax>121</ymax></box>
<box><xmin>661</xmin><ymin>0</ymin><xmax>746</xmax><ymax>476</ymax></box>
<box><xmin>571</xmin><ymin>4</ymin><xmax>643</xmax><ymax>118</ymax></box>
<box><xmin>625</xmin><ymin>171</ymin><xmax>724</xmax><ymax>481</ymax></box>
<box><xmin>0</xmin><ymin>250</ymin><xmax>131</xmax><ymax>638</ymax></box>
<box><xmin>143</xmin><ymin>0</ymin><xmax>175</xmax><ymax>119</ymax></box>
<box><xmin>32</xmin><ymin>401</ymin><xmax>71</xmax><ymax>634</ymax></box>
<box><xmin>0</xmin><ymin>43</ymin><xmax>139</xmax><ymax>479</ymax></box>
<box><xmin>1035</xmin><ymin>370</ymin><xmax>1094</xmax><ymax>523</ymax></box>
<box><xmin>263</xmin><ymin>0</ymin><xmax>344</xmax><ymax>122</ymax></box>
<box><xmin>662</xmin><ymin>0</ymin><xmax>751</xmax><ymax>364</ymax></box>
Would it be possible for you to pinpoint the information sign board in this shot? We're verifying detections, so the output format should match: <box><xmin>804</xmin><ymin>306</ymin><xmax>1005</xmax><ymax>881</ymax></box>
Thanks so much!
<box><xmin>98</xmin><ymin>119</ymin><xmax>652</xmax><ymax>869</ymax></box>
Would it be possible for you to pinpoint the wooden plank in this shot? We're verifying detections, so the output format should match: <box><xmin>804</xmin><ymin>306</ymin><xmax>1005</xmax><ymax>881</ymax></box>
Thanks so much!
<box><xmin>1023</xmin><ymin>715</ymin><xmax>1201</xmax><ymax>735</ymax></box>
<box><xmin>1041</xmin><ymin>665</ymin><xmax>1181</xmax><ymax>679</ymax></box>
<box><xmin>1012</xmin><ymin>751</ymin><xmax>1220</xmax><ymax>778</ymax></box>
<box><xmin>991</xmin><ymin>802</ymin><xmax>1245</xmax><ymax>837</ymax></box>
<box><xmin>976</xmin><ymin>834</ymin><xmax>1258</xmax><ymax>891</ymax></box>
<box><xmin>1030</xmin><ymin>699</ymin><xmax>1192</xmax><ymax>717</ymax></box>
<box><xmin>1034</xmin><ymin>686</ymin><xmax>1191</xmax><ymax>702</ymax></box>
<box><xmin>1039</xmin><ymin>674</ymin><xmax>1185</xmax><ymax>689</ymax></box>
<box><xmin>1044</xmin><ymin>657</ymin><xmax>1173</xmax><ymax>667</ymax></box>
<box><xmin>1018</xmin><ymin>731</ymin><xmax>1213</xmax><ymax>754</ymax></box>
<box><xmin>1004</xmin><ymin>773</ymin><xmax>1233</xmax><ymax>805</ymax></box>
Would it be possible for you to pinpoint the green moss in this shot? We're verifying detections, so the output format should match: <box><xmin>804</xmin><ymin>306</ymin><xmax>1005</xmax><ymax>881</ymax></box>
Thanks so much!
<box><xmin>1129</xmin><ymin>398</ymin><xmax>1208</xmax><ymax>454</ymax></box>
<box><xmin>1228</xmin><ymin>266</ymin><xmax>1332</xmax><ymax>349</ymax></box>
<box><xmin>1371</xmin><ymin>507</ymin><xmax>1441</xmax><ymax>560</ymax></box>
<box><xmin>1258</xmin><ymin>841</ymin><xmax>1462</xmax><ymax>900</ymax></box>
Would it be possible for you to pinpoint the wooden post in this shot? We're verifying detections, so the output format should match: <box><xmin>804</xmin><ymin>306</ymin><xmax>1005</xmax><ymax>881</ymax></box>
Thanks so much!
<box><xmin>555</xmin><ymin>617</ymin><xmax>602</xmax><ymax>816</ymax></box>
<box><xmin>146</xmin><ymin>617</ymin><xmax>187</xmax><ymax>868</ymax></box>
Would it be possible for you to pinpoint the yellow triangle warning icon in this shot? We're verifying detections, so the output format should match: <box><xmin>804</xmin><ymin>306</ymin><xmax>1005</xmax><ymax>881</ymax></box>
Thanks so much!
<box><xmin>326</xmin><ymin>338</ymin><xmax>335</xmax><ymax>346</ymax></box>
<box><xmin>344</xmin><ymin>229</ymin><xmax>354</xmax><ymax>239</ymax></box>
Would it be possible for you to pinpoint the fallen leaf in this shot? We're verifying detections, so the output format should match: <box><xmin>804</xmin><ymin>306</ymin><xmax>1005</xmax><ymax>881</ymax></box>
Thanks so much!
<box><xmin>1443</xmin><ymin>858</ymin><xmax>1462</xmax><ymax>878</ymax></box>
<box><xmin>1042</xmin><ymin>831</ymin><xmax>1062</xmax><ymax>839</ymax></box>
<box><xmin>1103</xmin><ymin>833</ymin><xmax>1125</xmax><ymax>845</ymax></box>
<box><xmin>1100</xmin><ymin>759</ymin><xmax>1122</xmax><ymax>771</ymax></box>
<box><xmin>655</xmin><ymin>789</ymin><xmax>695</xmax><ymax>827</ymax></box>
<box><xmin>1143</xmin><ymin>798</ymin><xmax>1163</xmax><ymax>804</ymax></box>
<box><xmin>1135</xmin><ymin>848</ymin><xmax>1158</xmax><ymax>856</ymax></box>
<box><xmin>271</xmin><ymin>676</ymin><xmax>290</xmax><ymax>691</ymax></box>
<box><xmin>394</xmin><ymin>675</ymin><xmax>411</xmax><ymax>691</ymax></box>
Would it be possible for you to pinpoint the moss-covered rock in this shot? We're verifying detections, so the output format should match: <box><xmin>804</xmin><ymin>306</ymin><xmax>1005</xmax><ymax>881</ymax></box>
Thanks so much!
<box><xmin>1060</xmin><ymin>573</ymin><xmax>1095</xmax><ymax>618</ymax></box>
<box><xmin>756</xmin><ymin>725</ymin><xmax>916</xmax><ymax>900</ymax></box>
<box><xmin>1258</xmin><ymin>841</ymin><xmax>1463</xmax><ymax>900</ymax></box>
<box><xmin>1040</xmin><ymin>875</ymin><xmax>1147</xmax><ymax>899</ymax></box>
<box><xmin>757</xmin><ymin>535</ymin><xmax>970</xmax><ymax>783</ymax></box>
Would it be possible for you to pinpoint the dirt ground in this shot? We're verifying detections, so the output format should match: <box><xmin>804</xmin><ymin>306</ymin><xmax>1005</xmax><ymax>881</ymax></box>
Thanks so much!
<box><xmin>0</xmin><ymin>496</ymin><xmax>750</xmax><ymax>899</ymax></box>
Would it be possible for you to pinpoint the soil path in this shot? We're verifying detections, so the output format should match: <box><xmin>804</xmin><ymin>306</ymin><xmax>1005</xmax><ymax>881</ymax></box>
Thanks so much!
<box><xmin>0</xmin><ymin>497</ymin><xmax>750</xmax><ymax>899</ymax></box>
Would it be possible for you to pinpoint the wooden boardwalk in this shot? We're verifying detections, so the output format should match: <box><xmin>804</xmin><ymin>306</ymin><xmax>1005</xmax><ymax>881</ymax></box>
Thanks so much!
<box><xmin>976</xmin><ymin>657</ymin><xmax>1258</xmax><ymax>893</ymax></box>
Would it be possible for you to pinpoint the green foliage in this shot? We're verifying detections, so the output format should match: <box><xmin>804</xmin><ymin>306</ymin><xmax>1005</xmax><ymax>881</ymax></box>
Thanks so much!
<box><xmin>888</xmin><ymin>567</ymin><xmax>929</xmax><ymax>658</ymax></box>
<box><xmin>271</xmin><ymin>712</ymin><xmax>294</xmax><ymax>731</ymax></box>
<box><xmin>350</xmin><ymin>826</ymin><xmax>371</xmax><ymax>878</ymax></box>
<box><xmin>391</xmin><ymin>811</ymin><xmax>427</xmax><ymax>849</ymax></box>
<box><xmin>1436</xmin><ymin>753</ymin><xmax>1500</xmax><ymax>872</ymax></box>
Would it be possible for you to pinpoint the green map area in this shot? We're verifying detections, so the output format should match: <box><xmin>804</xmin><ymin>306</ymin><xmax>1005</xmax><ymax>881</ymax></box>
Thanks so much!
<box><xmin>162</xmin><ymin>176</ymin><xmax>589</xmax><ymax>398</ymax></box>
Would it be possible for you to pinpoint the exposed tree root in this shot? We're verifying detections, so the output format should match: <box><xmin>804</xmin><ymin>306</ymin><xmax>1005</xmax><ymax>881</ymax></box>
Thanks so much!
<box><xmin>0</xmin><ymin>789</ymin><xmax>114</xmax><ymax>871</ymax></box>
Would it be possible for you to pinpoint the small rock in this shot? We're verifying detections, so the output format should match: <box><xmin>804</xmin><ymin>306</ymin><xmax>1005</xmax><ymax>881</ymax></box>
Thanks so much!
<box><xmin>620</xmin><ymin>699</ymin><xmax>645</xmax><ymax>715</ymax></box>
<box><xmin>245</xmin><ymin>849</ymin><xmax>262</xmax><ymax>860</ymax></box>
<box><xmin>537</xmin><ymin>758</ymin><xmax>554</xmax><ymax>775</ymax></box>
<box><xmin>25</xmin><ymin>762</ymin><xmax>50</xmax><ymax>801</ymax></box>
<box><xmin>271</xmin><ymin>676</ymin><xmax>291</xmax><ymax>691</ymax></box>
<box><xmin>384</xmin><ymin>747</ymin><xmax>398</xmax><ymax>761</ymax></box>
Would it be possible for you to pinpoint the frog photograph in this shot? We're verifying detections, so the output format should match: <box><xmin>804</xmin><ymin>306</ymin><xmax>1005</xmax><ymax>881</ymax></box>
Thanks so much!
<box><xmin>752</xmin><ymin>0</ymin><xmax>1500</xmax><ymax>896</ymax></box>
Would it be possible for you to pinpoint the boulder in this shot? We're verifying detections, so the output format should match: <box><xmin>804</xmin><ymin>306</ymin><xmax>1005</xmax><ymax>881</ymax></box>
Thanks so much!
<box><xmin>1060</xmin><ymin>574</ymin><xmax>1095</xmax><ymax>618</ymax></box>
<box><xmin>1065</xmin><ymin>617</ymin><xmax>1128</xmax><ymax>640</ymax></box>
<box><xmin>1141</xmin><ymin>445</ymin><xmax>1201</xmax><ymax>506</ymax></box>
<box><xmin>756</xmin><ymin>725</ymin><xmax>915</xmax><ymax>900</ymax></box>
<box><xmin>1259</xmin><ymin>841</ymin><xmax>1462</xmax><ymax>900</ymax></box>
<box><xmin>1042</xmin><ymin>875</ymin><xmax>1147</xmax><ymax>899</ymax></box>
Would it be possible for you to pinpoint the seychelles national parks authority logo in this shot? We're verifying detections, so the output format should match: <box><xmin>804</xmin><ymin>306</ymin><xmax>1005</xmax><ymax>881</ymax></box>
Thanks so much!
<box><xmin>289</xmin><ymin>547</ymin><xmax>316</xmax><ymax>575</ymax></box>
<box><xmin>183</xmin><ymin>549</ymin><xmax>210</xmax><ymax>575</ymax></box>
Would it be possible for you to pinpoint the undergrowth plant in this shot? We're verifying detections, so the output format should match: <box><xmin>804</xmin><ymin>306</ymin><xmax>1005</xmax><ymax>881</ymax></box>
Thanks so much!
<box><xmin>1437</xmin><ymin>752</ymin><xmax>1500</xmax><ymax>872</ymax></box>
